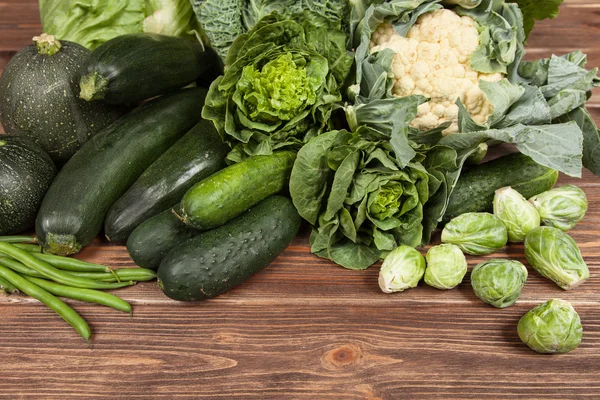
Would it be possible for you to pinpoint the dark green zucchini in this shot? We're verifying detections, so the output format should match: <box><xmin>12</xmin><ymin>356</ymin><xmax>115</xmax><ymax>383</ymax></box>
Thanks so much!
<box><xmin>178</xmin><ymin>151</ymin><xmax>296</xmax><ymax>230</ymax></box>
<box><xmin>126</xmin><ymin>205</ymin><xmax>199</xmax><ymax>270</ymax></box>
<box><xmin>443</xmin><ymin>153</ymin><xmax>559</xmax><ymax>222</ymax></box>
<box><xmin>0</xmin><ymin>136</ymin><xmax>57</xmax><ymax>235</ymax></box>
<box><xmin>36</xmin><ymin>88</ymin><xmax>207</xmax><ymax>256</ymax></box>
<box><xmin>80</xmin><ymin>33</ymin><xmax>216</xmax><ymax>104</ymax></box>
<box><xmin>0</xmin><ymin>34</ymin><xmax>120</xmax><ymax>163</ymax></box>
<box><xmin>158</xmin><ymin>196</ymin><xmax>301</xmax><ymax>301</ymax></box>
<box><xmin>104</xmin><ymin>120</ymin><xmax>227</xmax><ymax>243</ymax></box>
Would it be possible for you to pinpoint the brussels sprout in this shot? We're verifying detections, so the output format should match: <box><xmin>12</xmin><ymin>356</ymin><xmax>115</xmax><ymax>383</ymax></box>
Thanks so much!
<box><xmin>493</xmin><ymin>187</ymin><xmax>540</xmax><ymax>242</ymax></box>
<box><xmin>378</xmin><ymin>246</ymin><xmax>426</xmax><ymax>293</ymax></box>
<box><xmin>524</xmin><ymin>226</ymin><xmax>589</xmax><ymax>290</ymax></box>
<box><xmin>470</xmin><ymin>259</ymin><xmax>528</xmax><ymax>308</ymax></box>
<box><xmin>424</xmin><ymin>244</ymin><xmax>467</xmax><ymax>290</ymax></box>
<box><xmin>529</xmin><ymin>185</ymin><xmax>588</xmax><ymax>231</ymax></box>
<box><xmin>441</xmin><ymin>213</ymin><xmax>508</xmax><ymax>255</ymax></box>
<box><xmin>517</xmin><ymin>299</ymin><xmax>583</xmax><ymax>354</ymax></box>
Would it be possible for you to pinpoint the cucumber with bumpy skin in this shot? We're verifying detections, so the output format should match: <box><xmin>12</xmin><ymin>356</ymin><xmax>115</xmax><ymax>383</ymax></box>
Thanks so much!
<box><xmin>36</xmin><ymin>88</ymin><xmax>207</xmax><ymax>256</ymax></box>
<box><xmin>158</xmin><ymin>196</ymin><xmax>301</xmax><ymax>301</ymax></box>
<box><xmin>178</xmin><ymin>151</ymin><xmax>296</xmax><ymax>230</ymax></box>
<box><xmin>444</xmin><ymin>153</ymin><xmax>558</xmax><ymax>222</ymax></box>
<box><xmin>127</xmin><ymin>205</ymin><xmax>199</xmax><ymax>271</ymax></box>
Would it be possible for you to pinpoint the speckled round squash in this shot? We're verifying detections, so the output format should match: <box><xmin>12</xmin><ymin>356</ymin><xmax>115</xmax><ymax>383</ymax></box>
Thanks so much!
<box><xmin>0</xmin><ymin>34</ymin><xmax>120</xmax><ymax>164</ymax></box>
<box><xmin>0</xmin><ymin>136</ymin><xmax>57</xmax><ymax>235</ymax></box>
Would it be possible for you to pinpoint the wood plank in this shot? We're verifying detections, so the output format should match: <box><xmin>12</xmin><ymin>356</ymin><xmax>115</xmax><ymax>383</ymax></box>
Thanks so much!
<box><xmin>0</xmin><ymin>302</ymin><xmax>599</xmax><ymax>398</ymax></box>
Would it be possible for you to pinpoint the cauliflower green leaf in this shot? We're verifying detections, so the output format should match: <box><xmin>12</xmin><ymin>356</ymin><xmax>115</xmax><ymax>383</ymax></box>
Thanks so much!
<box><xmin>507</xmin><ymin>0</ymin><xmax>565</xmax><ymax>39</ymax></box>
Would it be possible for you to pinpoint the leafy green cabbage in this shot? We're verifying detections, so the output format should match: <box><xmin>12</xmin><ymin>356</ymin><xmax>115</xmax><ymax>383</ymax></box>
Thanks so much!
<box><xmin>202</xmin><ymin>11</ymin><xmax>353</xmax><ymax>162</ymax></box>
<box><xmin>289</xmin><ymin>129</ymin><xmax>433</xmax><ymax>270</ymax></box>
<box><xmin>40</xmin><ymin>0</ymin><xmax>199</xmax><ymax>49</ymax></box>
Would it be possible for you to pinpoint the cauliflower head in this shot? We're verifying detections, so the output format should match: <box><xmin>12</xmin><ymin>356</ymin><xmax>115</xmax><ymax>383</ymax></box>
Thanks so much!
<box><xmin>370</xmin><ymin>9</ymin><xmax>504</xmax><ymax>134</ymax></box>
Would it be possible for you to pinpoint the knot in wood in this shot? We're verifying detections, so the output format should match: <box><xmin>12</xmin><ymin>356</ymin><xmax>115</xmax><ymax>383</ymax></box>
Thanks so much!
<box><xmin>321</xmin><ymin>344</ymin><xmax>363</xmax><ymax>370</ymax></box>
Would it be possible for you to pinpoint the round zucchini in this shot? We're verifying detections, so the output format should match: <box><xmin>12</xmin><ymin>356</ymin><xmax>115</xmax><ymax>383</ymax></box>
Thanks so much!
<box><xmin>80</xmin><ymin>33</ymin><xmax>216</xmax><ymax>104</ymax></box>
<box><xmin>0</xmin><ymin>34</ymin><xmax>120</xmax><ymax>164</ymax></box>
<box><xmin>0</xmin><ymin>136</ymin><xmax>57</xmax><ymax>235</ymax></box>
<box><xmin>158</xmin><ymin>196</ymin><xmax>301</xmax><ymax>301</ymax></box>
<box><xmin>104</xmin><ymin>120</ymin><xmax>228</xmax><ymax>243</ymax></box>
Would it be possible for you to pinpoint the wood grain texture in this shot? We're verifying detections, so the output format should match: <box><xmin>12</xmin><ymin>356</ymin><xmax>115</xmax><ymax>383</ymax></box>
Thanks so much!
<box><xmin>1</xmin><ymin>1</ymin><xmax>600</xmax><ymax>399</ymax></box>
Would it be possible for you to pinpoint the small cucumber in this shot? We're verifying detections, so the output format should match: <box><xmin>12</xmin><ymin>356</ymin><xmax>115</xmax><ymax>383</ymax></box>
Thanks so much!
<box><xmin>104</xmin><ymin>120</ymin><xmax>228</xmax><ymax>243</ymax></box>
<box><xmin>178</xmin><ymin>151</ymin><xmax>296</xmax><ymax>230</ymax></box>
<box><xmin>80</xmin><ymin>33</ymin><xmax>215</xmax><ymax>104</ymax></box>
<box><xmin>158</xmin><ymin>196</ymin><xmax>301</xmax><ymax>301</ymax></box>
<box><xmin>444</xmin><ymin>153</ymin><xmax>559</xmax><ymax>222</ymax></box>
<box><xmin>36</xmin><ymin>88</ymin><xmax>207</xmax><ymax>256</ymax></box>
<box><xmin>126</xmin><ymin>205</ymin><xmax>199</xmax><ymax>271</ymax></box>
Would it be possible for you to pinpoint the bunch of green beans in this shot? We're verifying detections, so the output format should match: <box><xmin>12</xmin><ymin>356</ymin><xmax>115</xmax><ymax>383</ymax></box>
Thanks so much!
<box><xmin>0</xmin><ymin>236</ymin><xmax>157</xmax><ymax>343</ymax></box>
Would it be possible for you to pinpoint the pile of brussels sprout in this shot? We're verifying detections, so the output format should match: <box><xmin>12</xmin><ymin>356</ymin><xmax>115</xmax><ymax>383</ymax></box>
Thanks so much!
<box><xmin>378</xmin><ymin>184</ymin><xmax>589</xmax><ymax>354</ymax></box>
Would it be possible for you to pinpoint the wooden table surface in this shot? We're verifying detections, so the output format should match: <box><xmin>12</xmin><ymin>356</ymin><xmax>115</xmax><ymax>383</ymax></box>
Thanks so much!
<box><xmin>1</xmin><ymin>1</ymin><xmax>600</xmax><ymax>398</ymax></box>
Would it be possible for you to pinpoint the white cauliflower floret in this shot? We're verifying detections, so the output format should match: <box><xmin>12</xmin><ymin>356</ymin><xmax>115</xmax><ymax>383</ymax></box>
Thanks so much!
<box><xmin>371</xmin><ymin>9</ymin><xmax>504</xmax><ymax>134</ymax></box>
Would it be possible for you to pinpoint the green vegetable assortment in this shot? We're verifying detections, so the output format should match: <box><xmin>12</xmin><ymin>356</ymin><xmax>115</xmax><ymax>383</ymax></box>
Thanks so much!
<box><xmin>0</xmin><ymin>0</ymin><xmax>597</xmax><ymax>352</ymax></box>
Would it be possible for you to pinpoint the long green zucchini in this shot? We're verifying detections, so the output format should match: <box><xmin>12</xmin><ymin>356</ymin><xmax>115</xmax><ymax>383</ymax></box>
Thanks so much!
<box><xmin>104</xmin><ymin>120</ymin><xmax>228</xmax><ymax>243</ymax></box>
<box><xmin>36</xmin><ymin>88</ymin><xmax>207</xmax><ymax>256</ymax></box>
<box><xmin>80</xmin><ymin>33</ymin><xmax>216</xmax><ymax>104</ymax></box>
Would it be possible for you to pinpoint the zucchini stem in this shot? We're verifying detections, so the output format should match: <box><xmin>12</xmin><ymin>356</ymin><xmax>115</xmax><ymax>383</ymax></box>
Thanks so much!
<box><xmin>33</xmin><ymin>33</ymin><xmax>62</xmax><ymax>56</ymax></box>
<box><xmin>80</xmin><ymin>72</ymin><xmax>109</xmax><ymax>102</ymax></box>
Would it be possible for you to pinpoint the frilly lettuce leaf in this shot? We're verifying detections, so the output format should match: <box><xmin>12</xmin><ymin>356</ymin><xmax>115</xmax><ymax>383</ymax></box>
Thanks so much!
<box><xmin>202</xmin><ymin>11</ymin><xmax>353</xmax><ymax>162</ymax></box>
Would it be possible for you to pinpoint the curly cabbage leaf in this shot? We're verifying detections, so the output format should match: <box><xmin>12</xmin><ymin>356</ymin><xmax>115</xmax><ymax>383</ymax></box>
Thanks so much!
<box><xmin>40</xmin><ymin>0</ymin><xmax>199</xmax><ymax>49</ymax></box>
<box><xmin>191</xmin><ymin>0</ymin><xmax>353</xmax><ymax>61</ymax></box>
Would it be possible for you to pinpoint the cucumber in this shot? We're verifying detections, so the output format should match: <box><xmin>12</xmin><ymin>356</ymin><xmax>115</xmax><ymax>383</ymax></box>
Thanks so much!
<box><xmin>0</xmin><ymin>136</ymin><xmax>57</xmax><ymax>235</ymax></box>
<box><xmin>126</xmin><ymin>205</ymin><xmax>199</xmax><ymax>271</ymax></box>
<box><xmin>0</xmin><ymin>34</ymin><xmax>120</xmax><ymax>163</ymax></box>
<box><xmin>178</xmin><ymin>151</ymin><xmax>296</xmax><ymax>230</ymax></box>
<box><xmin>104</xmin><ymin>120</ymin><xmax>228</xmax><ymax>243</ymax></box>
<box><xmin>158</xmin><ymin>196</ymin><xmax>301</xmax><ymax>301</ymax></box>
<box><xmin>36</xmin><ymin>88</ymin><xmax>207</xmax><ymax>256</ymax></box>
<box><xmin>80</xmin><ymin>33</ymin><xmax>215</xmax><ymax>104</ymax></box>
<box><xmin>443</xmin><ymin>153</ymin><xmax>559</xmax><ymax>222</ymax></box>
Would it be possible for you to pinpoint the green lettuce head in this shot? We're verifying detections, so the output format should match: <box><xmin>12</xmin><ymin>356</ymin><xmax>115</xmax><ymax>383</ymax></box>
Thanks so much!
<box><xmin>290</xmin><ymin>130</ymin><xmax>432</xmax><ymax>270</ymax></box>
<box><xmin>202</xmin><ymin>12</ymin><xmax>353</xmax><ymax>162</ymax></box>
<box><xmin>40</xmin><ymin>0</ymin><xmax>200</xmax><ymax>49</ymax></box>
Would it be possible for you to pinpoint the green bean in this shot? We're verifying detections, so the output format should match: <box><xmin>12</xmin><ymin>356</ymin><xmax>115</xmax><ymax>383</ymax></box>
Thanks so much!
<box><xmin>30</xmin><ymin>253</ymin><xmax>111</xmax><ymax>273</ymax></box>
<box><xmin>0</xmin><ymin>235</ymin><xmax>38</xmax><ymax>243</ymax></box>
<box><xmin>69</xmin><ymin>268</ymin><xmax>157</xmax><ymax>282</ymax></box>
<box><xmin>0</xmin><ymin>257</ymin><xmax>44</xmax><ymax>278</ymax></box>
<box><xmin>12</xmin><ymin>243</ymin><xmax>42</xmax><ymax>253</ymax></box>
<box><xmin>0</xmin><ymin>243</ymin><xmax>134</xmax><ymax>290</ymax></box>
<box><xmin>0</xmin><ymin>264</ymin><xmax>91</xmax><ymax>342</ymax></box>
<box><xmin>0</xmin><ymin>276</ymin><xmax>19</xmax><ymax>294</ymax></box>
<box><xmin>24</xmin><ymin>277</ymin><xmax>132</xmax><ymax>315</ymax></box>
